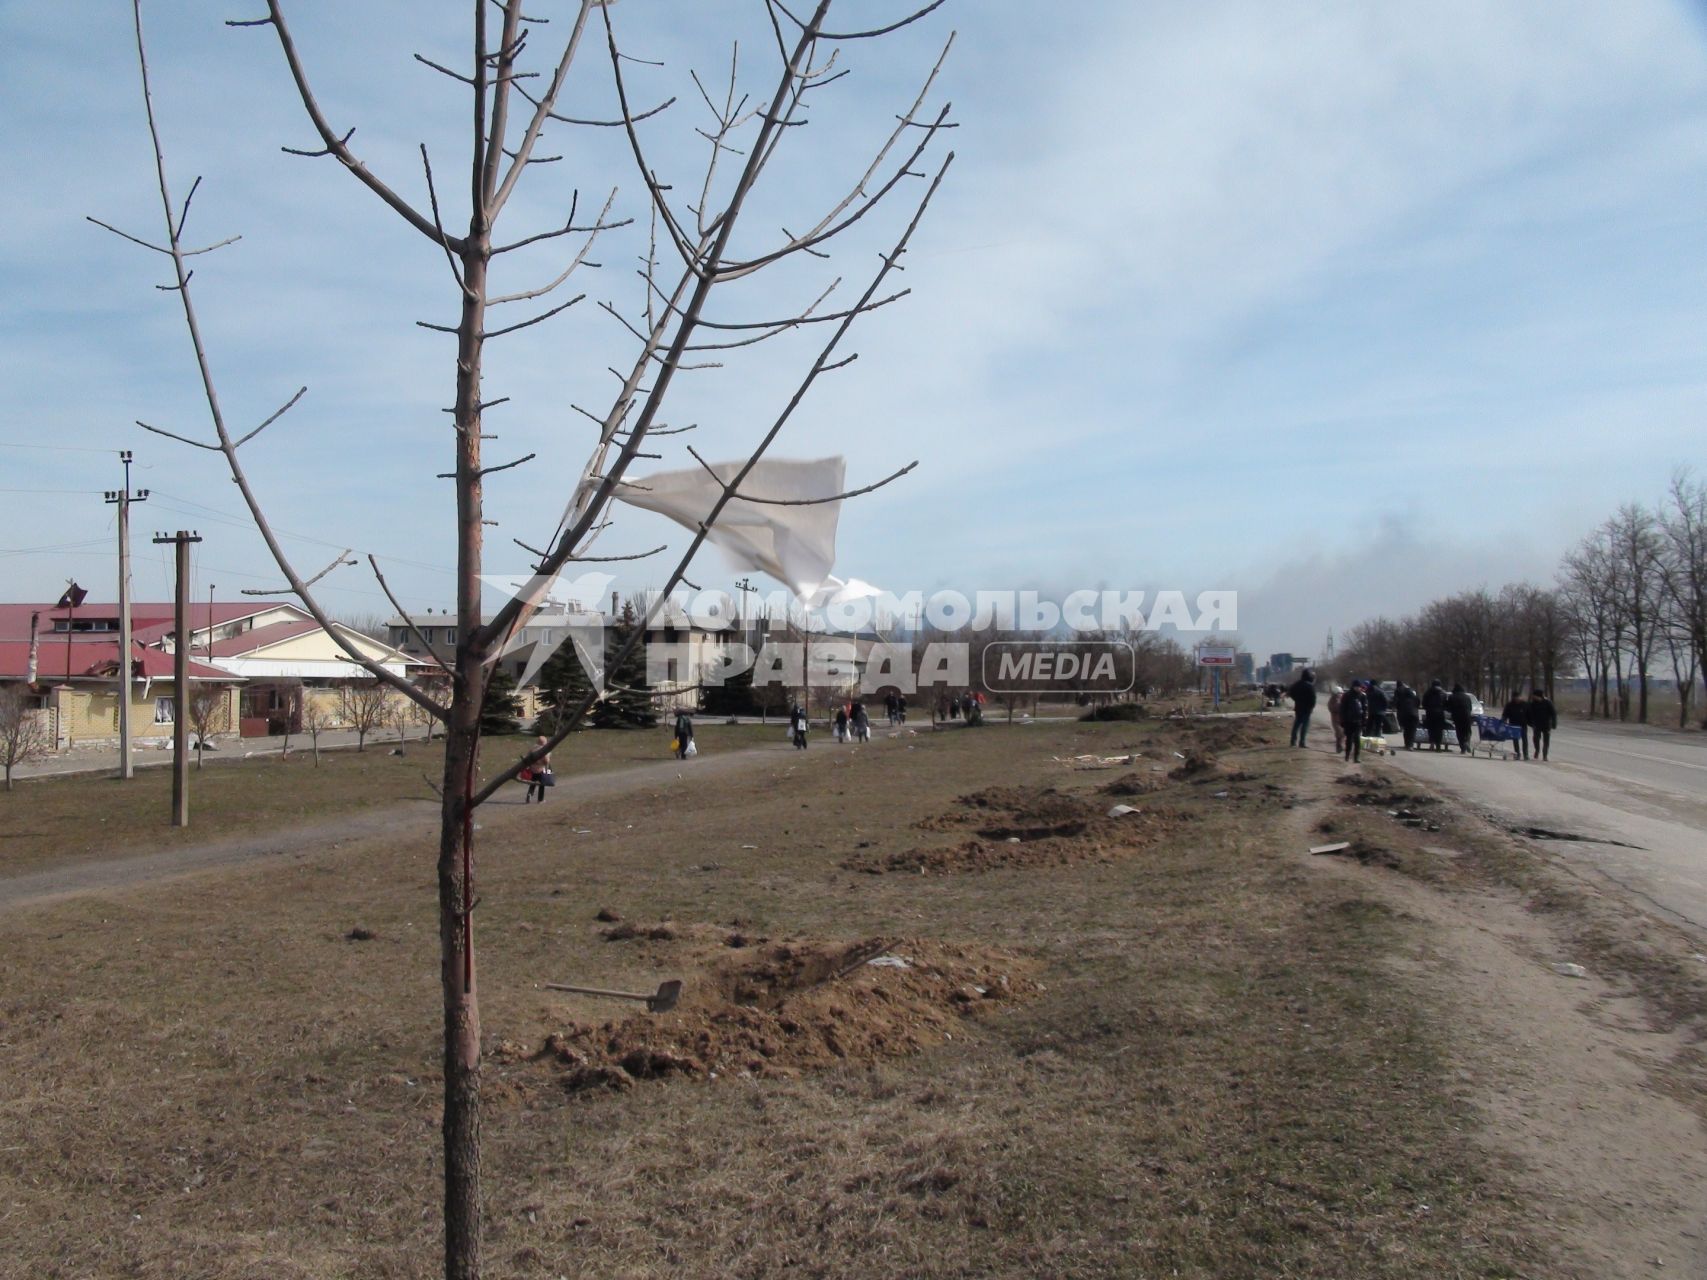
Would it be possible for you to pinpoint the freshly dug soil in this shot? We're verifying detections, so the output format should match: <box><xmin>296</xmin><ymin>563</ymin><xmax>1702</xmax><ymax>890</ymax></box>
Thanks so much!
<box><xmin>505</xmin><ymin>935</ymin><xmax>1036</xmax><ymax>1092</ymax></box>
<box><xmin>854</xmin><ymin>784</ymin><xmax>1175</xmax><ymax>874</ymax></box>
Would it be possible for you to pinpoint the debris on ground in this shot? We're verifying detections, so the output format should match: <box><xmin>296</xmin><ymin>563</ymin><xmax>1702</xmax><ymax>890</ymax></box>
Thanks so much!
<box><xmin>865</xmin><ymin>783</ymin><xmax>1175</xmax><ymax>874</ymax></box>
<box><xmin>1552</xmin><ymin>962</ymin><xmax>1588</xmax><ymax>979</ymax></box>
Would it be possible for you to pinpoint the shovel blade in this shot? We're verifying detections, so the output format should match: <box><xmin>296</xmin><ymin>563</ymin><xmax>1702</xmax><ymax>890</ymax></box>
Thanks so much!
<box><xmin>647</xmin><ymin>979</ymin><xmax>683</xmax><ymax>1013</ymax></box>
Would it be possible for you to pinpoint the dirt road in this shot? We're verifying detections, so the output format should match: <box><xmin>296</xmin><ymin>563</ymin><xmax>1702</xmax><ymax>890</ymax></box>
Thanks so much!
<box><xmin>0</xmin><ymin>743</ymin><xmax>792</xmax><ymax>912</ymax></box>
<box><xmin>1378</xmin><ymin>718</ymin><xmax>1707</xmax><ymax>934</ymax></box>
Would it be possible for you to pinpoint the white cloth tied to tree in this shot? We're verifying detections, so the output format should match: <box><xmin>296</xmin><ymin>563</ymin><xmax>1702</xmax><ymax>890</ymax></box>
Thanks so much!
<box><xmin>615</xmin><ymin>456</ymin><xmax>878</xmax><ymax>606</ymax></box>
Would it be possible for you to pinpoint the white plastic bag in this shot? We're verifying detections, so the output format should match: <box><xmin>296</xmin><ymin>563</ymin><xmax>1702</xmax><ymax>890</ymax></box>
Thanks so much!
<box><xmin>684</xmin><ymin>739</ymin><xmax>698</xmax><ymax>758</ymax></box>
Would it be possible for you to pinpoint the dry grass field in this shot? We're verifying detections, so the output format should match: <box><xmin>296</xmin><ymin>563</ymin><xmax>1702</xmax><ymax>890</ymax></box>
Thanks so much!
<box><xmin>4</xmin><ymin>711</ymin><xmax>1692</xmax><ymax>1277</ymax></box>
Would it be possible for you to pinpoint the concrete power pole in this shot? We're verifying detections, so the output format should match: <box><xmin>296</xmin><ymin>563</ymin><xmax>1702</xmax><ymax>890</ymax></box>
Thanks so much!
<box><xmin>104</xmin><ymin>452</ymin><xmax>148</xmax><ymax>780</ymax></box>
<box><xmin>152</xmin><ymin>529</ymin><xmax>201</xmax><ymax>827</ymax></box>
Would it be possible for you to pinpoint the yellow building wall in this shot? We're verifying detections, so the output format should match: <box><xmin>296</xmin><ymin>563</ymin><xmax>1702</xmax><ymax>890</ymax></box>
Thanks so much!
<box><xmin>52</xmin><ymin>685</ymin><xmax>239</xmax><ymax>747</ymax></box>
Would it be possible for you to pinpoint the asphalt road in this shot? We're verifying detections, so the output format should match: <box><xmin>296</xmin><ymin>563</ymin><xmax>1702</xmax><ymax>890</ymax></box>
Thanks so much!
<box><xmin>1369</xmin><ymin>715</ymin><xmax>1707</xmax><ymax>935</ymax></box>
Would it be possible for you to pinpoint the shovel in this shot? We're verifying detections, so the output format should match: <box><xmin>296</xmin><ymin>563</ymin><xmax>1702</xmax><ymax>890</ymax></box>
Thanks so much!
<box><xmin>544</xmin><ymin>977</ymin><xmax>683</xmax><ymax>1013</ymax></box>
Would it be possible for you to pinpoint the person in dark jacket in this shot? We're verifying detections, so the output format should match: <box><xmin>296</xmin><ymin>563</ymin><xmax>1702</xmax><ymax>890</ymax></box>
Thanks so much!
<box><xmin>1421</xmin><ymin>679</ymin><xmax>1448</xmax><ymax>751</ymax></box>
<box><xmin>1394</xmin><ymin>680</ymin><xmax>1421</xmax><ymax>750</ymax></box>
<box><xmin>673</xmin><ymin>709</ymin><xmax>694</xmax><ymax>760</ymax></box>
<box><xmin>1365</xmin><ymin>681</ymin><xmax>1391</xmax><ymax>737</ymax></box>
<box><xmin>789</xmin><ymin>703</ymin><xmax>809</xmax><ymax>750</ymax></box>
<box><xmin>1339</xmin><ymin>681</ymin><xmax>1369</xmax><ymax>762</ymax></box>
<box><xmin>1500</xmin><ymin>693</ymin><xmax>1529</xmax><ymax>760</ymax></box>
<box><xmin>1286</xmin><ymin>668</ymin><xmax>1317</xmax><ymax>748</ymax></box>
<box><xmin>1527</xmin><ymin>687</ymin><xmax>1557</xmax><ymax>761</ymax></box>
<box><xmin>1447</xmin><ymin>684</ymin><xmax>1475</xmax><ymax>754</ymax></box>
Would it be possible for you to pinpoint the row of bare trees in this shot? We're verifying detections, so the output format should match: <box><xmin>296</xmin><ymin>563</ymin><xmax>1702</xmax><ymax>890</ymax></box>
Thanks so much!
<box><xmin>1559</xmin><ymin>474</ymin><xmax>1706</xmax><ymax>727</ymax></box>
<box><xmin>1334</xmin><ymin>472</ymin><xmax>1707</xmax><ymax>728</ymax></box>
<box><xmin>1334</xmin><ymin>584</ymin><xmax>1571</xmax><ymax>707</ymax></box>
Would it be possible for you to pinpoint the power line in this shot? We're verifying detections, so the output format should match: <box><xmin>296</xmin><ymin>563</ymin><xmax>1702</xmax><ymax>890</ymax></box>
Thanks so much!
<box><xmin>0</xmin><ymin>443</ymin><xmax>124</xmax><ymax>454</ymax></box>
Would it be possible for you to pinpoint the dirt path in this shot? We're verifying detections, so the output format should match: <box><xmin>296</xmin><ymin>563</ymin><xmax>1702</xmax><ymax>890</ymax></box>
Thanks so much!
<box><xmin>1288</xmin><ymin>745</ymin><xmax>1707</xmax><ymax>1278</ymax></box>
<box><xmin>0</xmin><ymin>743</ymin><xmax>794</xmax><ymax>912</ymax></box>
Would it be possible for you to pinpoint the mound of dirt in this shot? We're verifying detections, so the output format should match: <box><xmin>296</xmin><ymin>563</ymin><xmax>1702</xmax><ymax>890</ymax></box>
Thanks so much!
<box><xmin>854</xmin><ymin>785</ymin><xmax>1174</xmax><ymax>875</ymax></box>
<box><xmin>512</xmin><ymin>936</ymin><xmax>1036</xmax><ymax>1091</ymax></box>
<box><xmin>1168</xmin><ymin>718</ymin><xmax>1271</xmax><ymax>753</ymax></box>
<box><xmin>1167</xmin><ymin>750</ymin><xmax>1222</xmax><ymax>780</ymax></box>
<box><xmin>1099</xmin><ymin>771</ymin><xmax>1164</xmax><ymax>798</ymax></box>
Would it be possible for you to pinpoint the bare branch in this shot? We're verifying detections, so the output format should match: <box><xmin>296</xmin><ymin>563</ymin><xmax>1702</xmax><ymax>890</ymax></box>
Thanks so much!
<box><xmin>481</xmin><ymin>293</ymin><xmax>584</xmax><ymax>339</ymax></box>
<box><xmin>368</xmin><ymin>554</ymin><xmax>454</xmax><ymax>680</ymax></box>
<box><xmin>419</xmin><ymin>145</ymin><xmax>468</xmax><ymax>293</ymax></box>
<box><xmin>437</xmin><ymin>452</ymin><xmax>536</xmax><ymax>480</ymax></box>
<box><xmin>240</xmin><ymin>547</ymin><xmax>354</xmax><ymax>594</ymax></box>
<box><xmin>684</xmin><ymin>445</ymin><xmax>916</xmax><ymax>505</ymax></box>
<box><xmin>414</xmin><ymin>52</ymin><xmax>477</xmax><ymax>86</ymax></box>
<box><xmin>772</xmin><ymin>0</ymin><xmax>949</xmax><ymax>41</ymax></box>
<box><xmin>488</xmin><ymin>188</ymin><xmax>618</xmax><ymax>304</ymax></box>
<box><xmin>232</xmin><ymin>385</ymin><xmax>307</xmax><ymax>448</ymax></box>
<box><xmin>88</xmin><ymin>215</ymin><xmax>240</xmax><ymax>257</ymax></box>
<box><xmin>260</xmin><ymin>1</ymin><xmax>461</xmax><ymax>249</ymax></box>
<box><xmin>120</xmin><ymin>0</ymin><xmax>448</xmax><ymax>718</ymax></box>
<box><xmin>136</xmin><ymin>419</ymin><xmax>219</xmax><ymax>451</ymax></box>
<box><xmin>491</xmin><ymin>0</ymin><xmax>593</xmax><ymax>215</ymax></box>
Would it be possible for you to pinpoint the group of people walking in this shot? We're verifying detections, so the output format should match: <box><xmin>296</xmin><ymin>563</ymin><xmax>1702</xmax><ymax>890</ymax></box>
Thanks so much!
<box><xmin>1287</xmin><ymin>668</ymin><xmax>1558</xmax><ymax>764</ymax></box>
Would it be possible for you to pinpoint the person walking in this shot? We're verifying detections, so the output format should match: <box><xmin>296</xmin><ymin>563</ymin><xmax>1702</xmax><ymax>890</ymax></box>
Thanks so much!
<box><xmin>1447</xmin><ymin>683</ymin><xmax>1475</xmax><ymax>755</ymax></box>
<box><xmin>1394</xmin><ymin>680</ymin><xmax>1421</xmax><ymax>750</ymax></box>
<box><xmin>1422</xmin><ymin>679</ymin><xmax>1449</xmax><ymax>752</ymax></box>
<box><xmin>897</xmin><ymin>694</ymin><xmax>907</xmax><ymax>725</ymax></box>
<box><xmin>1366</xmin><ymin>680</ymin><xmax>1390</xmax><ymax>738</ymax></box>
<box><xmin>1286</xmin><ymin>668</ymin><xmax>1317</xmax><ymax>748</ymax></box>
<box><xmin>523</xmin><ymin>735</ymin><xmax>552</xmax><ymax>803</ymax></box>
<box><xmin>789</xmin><ymin>702</ymin><xmax>809</xmax><ymax>750</ymax></box>
<box><xmin>1327</xmin><ymin>684</ymin><xmax>1346</xmax><ymax>754</ymax></box>
<box><xmin>1339</xmin><ymin>681</ymin><xmax>1369</xmax><ymax>763</ymax></box>
<box><xmin>1527</xmin><ymin>686</ymin><xmax>1557</xmax><ymax>761</ymax></box>
<box><xmin>833</xmin><ymin>704</ymin><xmax>848</xmax><ymax>743</ymax></box>
<box><xmin>673</xmin><ymin>708</ymin><xmax>695</xmax><ymax>760</ymax></box>
<box><xmin>1500</xmin><ymin>691</ymin><xmax>1529</xmax><ymax>761</ymax></box>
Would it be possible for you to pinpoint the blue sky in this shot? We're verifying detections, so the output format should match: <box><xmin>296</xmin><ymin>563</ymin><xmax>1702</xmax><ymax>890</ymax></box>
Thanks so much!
<box><xmin>2</xmin><ymin>1</ymin><xmax>1705</xmax><ymax>658</ymax></box>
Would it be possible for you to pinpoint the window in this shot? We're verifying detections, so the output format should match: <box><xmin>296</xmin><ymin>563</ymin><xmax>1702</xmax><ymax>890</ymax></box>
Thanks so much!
<box><xmin>154</xmin><ymin>696</ymin><xmax>174</xmax><ymax>724</ymax></box>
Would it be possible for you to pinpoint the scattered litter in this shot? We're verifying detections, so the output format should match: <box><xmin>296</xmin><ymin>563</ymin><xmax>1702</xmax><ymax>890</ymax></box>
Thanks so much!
<box><xmin>1005</xmin><ymin>836</ymin><xmax>1021</xmax><ymax>844</ymax></box>
<box><xmin>1212</xmin><ymin>790</ymin><xmax>1229</xmax><ymax>799</ymax></box>
<box><xmin>344</xmin><ymin>927</ymin><xmax>377</xmax><ymax>942</ymax></box>
<box><xmin>740</xmin><ymin>844</ymin><xmax>758</xmax><ymax>850</ymax></box>
<box><xmin>1173</xmin><ymin>751</ymin><xmax>1187</xmax><ymax>759</ymax></box>
<box><xmin>867</xmin><ymin>954</ymin><xmax>911</xmax><ymax>969</ymax></box>
<box><xmin>573</xmin><ymin>828</ymin><xmax>592</xmax><ymax>835</ymax></box>
<box><xmin>1552</xmin><ymin>963</ymin><xmax>1588</xmax><ymax>979</ymax></box>
<box><xmin>1310</xmin><ymin>841</ymin><xmax>1352</xmax><ymax>855</ymax></box>
<box><xmin>1106</xmin><ymin>804</ymin><xmax>1140</xmax><ymax>818</ymax></box>
<box><xmin>1055</xmin><ymin>753</ymin><xmax>1136</xmax><ymax>770</ymax></box>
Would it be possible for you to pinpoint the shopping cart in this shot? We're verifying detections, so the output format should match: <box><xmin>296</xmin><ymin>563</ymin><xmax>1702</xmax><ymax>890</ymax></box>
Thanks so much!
<box><xmin>1473</xmin><ymin>714</ymin><xmax>1523</xmax><ymax>760</ymax></box>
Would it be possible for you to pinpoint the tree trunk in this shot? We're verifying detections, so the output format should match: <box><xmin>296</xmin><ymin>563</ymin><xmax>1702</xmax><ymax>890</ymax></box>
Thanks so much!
<box><xmin>437</xmin><ymin>698</ymin><xmax>483</xmax><ymax>1280</ymax></box>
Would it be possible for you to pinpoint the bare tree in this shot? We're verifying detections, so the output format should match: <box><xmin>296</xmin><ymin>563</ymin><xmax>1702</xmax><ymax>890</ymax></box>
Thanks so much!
<box><xmin>187</xmin><ymin>684</ymin><xmax>228</xmax><ymax>770</ymax></box>
<box><xmin>340</xmin><ymin>681</ymin><xmax>391</xmax><ymax>753</ymax></box>
<box><xmin>1659</xmin><ymin>470</ymin><xmax>1707</xmax><ymax>727</ymax></box>
<box><xmin>389</xmin><ymin>692</ymin><xmax>418</xmax><ymax>750</ymax></box>
<box><xmin>101</xmin><ymin>3</ymin><xmax>955</xmax><ymax>1275</ymax></box>
<box><xmin>0</xmin><ymin>686</ymin><xmax>50</xmax><ymax>791</ymax></box>
<box><xmin>271</xmin><ymin>675</ymin><xmax>303</xmax><ymax>758</ymax></box>
<box><xmin>300</xmin><ymin>695</ymin><xmax>335</xmax><ymax>766</ymax></box>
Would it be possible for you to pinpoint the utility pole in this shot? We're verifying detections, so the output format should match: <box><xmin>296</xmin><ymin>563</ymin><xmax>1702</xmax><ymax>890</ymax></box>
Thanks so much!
<box><xmin>152</xmin><ymin>529</ymin><xmax>201</xmax><ymax>827</ymax></box>
<box><xmin>104</xmin><ymin>452</ymin><xmax>149</xmax><ymax>780</ymax></box>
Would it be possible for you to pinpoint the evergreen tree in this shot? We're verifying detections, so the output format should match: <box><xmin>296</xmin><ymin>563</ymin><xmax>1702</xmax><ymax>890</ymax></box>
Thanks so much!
<box><xmin>595</xmin><ymin>600</ymin><xmax>658</xmax><ymax>728</ymax></box>
<box><xmin>702</xmin><ymin>647</ymin><xmax>756</xmax><ymax>717</ymax></box>
<box><xmin>479</xmin><ymin>667</ymin><xmax>523</xmax><ymax>736</ymax></box>
<box><xmin>532</xmin><ymin>634</ymin><xmax>596</xmax><ymax>735</ymax></box>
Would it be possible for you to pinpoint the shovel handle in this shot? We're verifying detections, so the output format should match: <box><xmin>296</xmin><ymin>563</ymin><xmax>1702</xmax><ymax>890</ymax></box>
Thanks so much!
<box><xmin>544</xmin><ymin>982</ymin><xmax>649</xmax><ymax>1001</ymax></box>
